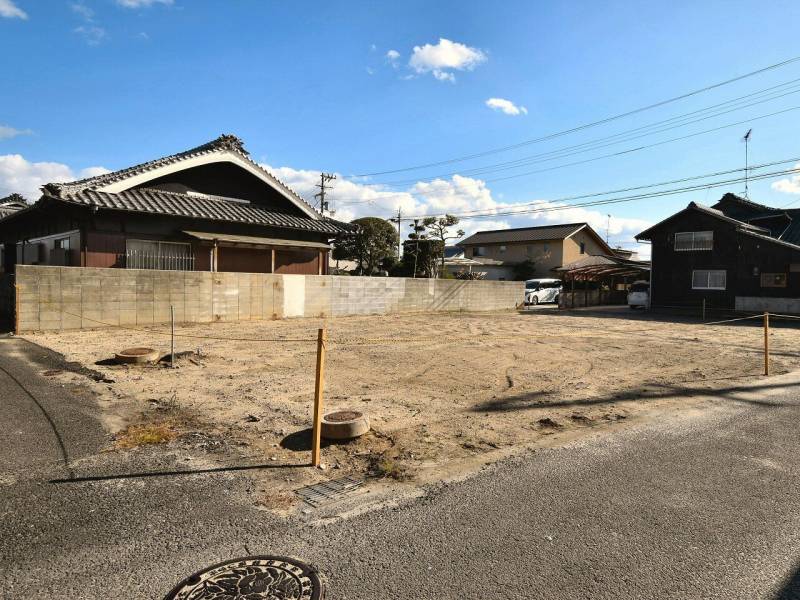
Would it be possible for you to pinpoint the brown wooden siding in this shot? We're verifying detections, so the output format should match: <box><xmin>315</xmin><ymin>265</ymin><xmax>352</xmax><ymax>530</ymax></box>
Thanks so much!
<box><xmin>216</xmin><ymin>246</ymin><xmax>272</xmax><ymax>273</ymax></box>
<box><xmin>85</xmin><ymin>232</ymin><xmax>126</xmax><ymax>268</ymax></box>
<box><xmin>274</xmin><ymin>249</ymin><xmax>319</xmax><ymax>274</ymax></box>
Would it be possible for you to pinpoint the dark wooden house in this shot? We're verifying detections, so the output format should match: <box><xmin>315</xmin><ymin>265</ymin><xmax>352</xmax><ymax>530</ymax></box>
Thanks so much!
<box><xmin>635</xmin><ymin>193</ymin><xmax>800</xmax><ymax>312</ymax></box>
<box><xmin>0</xmin><ymin>135</ymin><xmax>353</xmax><ymax>275</ymax></box>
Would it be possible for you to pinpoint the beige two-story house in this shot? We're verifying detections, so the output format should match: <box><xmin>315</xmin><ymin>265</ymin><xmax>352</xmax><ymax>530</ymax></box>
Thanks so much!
<box><xmin>454</xmin><ymin>222</ymin><xmax>617</xmax><ymax>280</ymax></box>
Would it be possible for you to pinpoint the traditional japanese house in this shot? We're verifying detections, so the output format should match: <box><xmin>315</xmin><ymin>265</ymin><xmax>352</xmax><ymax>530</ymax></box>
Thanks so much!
<box><xmin>635</xmin><ymin>193</ymin><xmax>800</xmax><ymax>313</ymax></box>
<box><xmin>0</xmin><ymin>135</ymin><xmax>353</xmax><ymax>275</ymax></box>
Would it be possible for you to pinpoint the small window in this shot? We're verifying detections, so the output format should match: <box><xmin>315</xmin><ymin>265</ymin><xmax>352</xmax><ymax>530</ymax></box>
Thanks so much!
<box><xmin>499</xmin><ymin>245</ymin><xmax>507</xmax><ymax>253</ymax></box>
<box><xmin>692</xmin><ymin>269</ymin><xmax>726</xmax><ymax>290</ymax></box>
<box><xmin>473</xmin><ymin>246</ymin><xmax>487</xmax><ymax>257</ymax></box>
<box><xmin>54</xmin><ymin>237</ymin><xmax>70</xmax><ymax>251</ymax></box>
<box><xmin>579</xmin><ymin>242</ymin><xmax>585</xmax><ymax>254</ymax></box>
<box><xmin>761</xmin><ymin>273</ymin><xmax>787</xmax><ymax>288</ymax></box>
<box><xmin>675</xmin><ymin>231</ymin><xmax>713</xmax><ymax>251</ymax></box>
<box><xmin>543</xmin><ymin>243</ymin><xmax>549</xmax><ymax>252</ymax></box>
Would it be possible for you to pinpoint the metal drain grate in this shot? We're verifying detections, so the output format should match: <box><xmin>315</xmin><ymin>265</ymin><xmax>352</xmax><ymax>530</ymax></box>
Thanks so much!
<box><xmin>295</xmin><ymin>475</ymin><xmax>364</xmax><ymax>507</ymax></box>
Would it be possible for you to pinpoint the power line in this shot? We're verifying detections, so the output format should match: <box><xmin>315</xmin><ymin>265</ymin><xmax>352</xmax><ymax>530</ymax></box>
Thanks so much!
<box><xmin>376</xmin><ymin>81</ymin><xmax>800</xmax><ymax>187</ymax></box>
<box><xmin>352</xmin><ymin>55</ymin><xmax>800</xmax><ymax>177</ymax></box>
<box><xmin>331</xmin><ymin>105</ymin><xmax>800</xmax><ymax>211</ymax></box>
<box><xmin>400</xmin><ymin>166</ymin><xmax>800</xmax><ymax>222</ymax></box>
<box><xmin>398</xmin><ymin>156</ymin><xmax>800</xmax><ymax>219</ymax></box>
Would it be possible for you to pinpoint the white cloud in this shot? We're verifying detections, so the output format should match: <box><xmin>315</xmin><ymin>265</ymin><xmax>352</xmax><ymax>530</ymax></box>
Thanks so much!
<box><xmin>74</xmin><ymin>25</ymin><xmax>107</xmax><ymax>45</ymax></box>
<box><xmin>0</xmin><ymin>125</ymin><xmax>33</xmax><ymax>140</ymax></box>
<box><xmin>70</xmin><ymin>1</ymin><xmax>94</xmax><ymax>20</ymax></box>
<box><xmin>0</xmin><ymin>155</ymin><xmax>108</xmax><ymax>200</ymax></box>
<box><xmin>386</xmin><ymin>49</ymin><xmax>400</xmax><ymax>67</ymax></box>
<box><xmin>116</xmin><ymin>0</ymin><xmax>172</xmax><ymax>7</ymax></box>
<box><xmin>486</xmin><ymin>97</ymin><xmax>528</xmax><ymax>116</ymax></box>
<box><xmin>408</xmin><ymin>38</ymin><xmax>487</xmax><ymax>82</ymax></box>
<box><xmin>261</xmin><ymin>162</ymin><xmax>649</xmax><ymax>250</ymax></box>
<box><xmin>0</xmin><ymin>0</ymin><xmax>26</xmax><ymax>19</ymax></box>
<box><xmin>771</xmin><ymin>163</ymin><xmax>800</xmax><ymax>194</ymax></box>
<box><xmin>0</xmin><ymin>151</ymin><xmax>648</xmax><ymax>252</ymax></box>
<box><xmin>79</xmin><ymin>166</ymin><xmax>111</xmax><ymax>179</ymax></box>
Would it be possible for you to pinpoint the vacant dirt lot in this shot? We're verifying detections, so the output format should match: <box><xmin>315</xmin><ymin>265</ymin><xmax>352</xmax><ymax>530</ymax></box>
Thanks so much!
<box><xmin>26</xmin><ymin>308</ymin><xmax>800</xmax><ymax>512</ymax></box>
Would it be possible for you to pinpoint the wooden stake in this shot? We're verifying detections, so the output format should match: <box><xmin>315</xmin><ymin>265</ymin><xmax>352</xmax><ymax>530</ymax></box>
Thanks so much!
<box><xmin>170</xmin><ymin>305</ymin><xmax>175</xmax><ymax>368</ymax></box>
<box><xmin>764</xmin><ymin>311</ymin><xmax>770</xmax><ymax>376</ymax></box>
<box><xmin>14</xmin><ymin>284</ymin><xmax>20</xmax><ymax>335</ymax></box>
<box><xmin>311</xmin><ymin>327</ymin><xmax>327</xmax><ymax>467</ymax></box>
<box><xmin>702</xmin><ymin>298</ymin><xmax>706</xmax><ymax>322</ymax></box>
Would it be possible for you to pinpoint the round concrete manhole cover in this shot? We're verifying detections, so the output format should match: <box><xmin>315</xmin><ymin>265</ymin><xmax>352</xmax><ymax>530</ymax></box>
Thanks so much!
<box><xmin>164</xmin><ymin>556</ymin><xmax>323</xmax><ymax>600</ymax></box>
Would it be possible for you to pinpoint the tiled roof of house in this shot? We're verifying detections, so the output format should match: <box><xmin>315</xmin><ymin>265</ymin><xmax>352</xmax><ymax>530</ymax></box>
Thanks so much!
<box><xmin>0</xmin><ymin>194</ymin><xmax>28</xmax><ymax>219</ymax></box>
<box><xmin>458</xmin><ymin>223</ymin><xmax>587</xmax><ymax>246</ymax></box>
<box><xmin>711</xmin><ymin>192</ymin><xmax>800</xmax><ymax>247</ymax></box>
<box><xmin>45</xmin><ymin>134</ymin><xmax>320</xmax><ymax>217</ymax></box>
<box><xmin>43</xmin><ymin>187</ymin><xmax>354</xmax><ymax>235</ymax></box>
<box><xmin>636</xmin><ymin>201</ymin><xmax>769</xmax><ymax>241</ymax></box>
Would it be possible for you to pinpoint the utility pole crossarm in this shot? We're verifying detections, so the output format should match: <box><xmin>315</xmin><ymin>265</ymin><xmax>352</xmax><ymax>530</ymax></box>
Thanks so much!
<box><xmin>314</xmin><ymin>172</ymin><xmax>337</xmax><ymax>216</ymax></box>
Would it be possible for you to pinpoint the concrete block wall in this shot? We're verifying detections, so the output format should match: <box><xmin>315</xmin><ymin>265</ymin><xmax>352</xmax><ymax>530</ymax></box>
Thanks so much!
<box><xmin>735</xmin><ymin>296</ymin><xmax>800</xmax><ymax>314</ymax></box>
<box><xmin>11</xmin><ymin>265</ymin><xmax>522</xmax><ymax>332</ymax></box>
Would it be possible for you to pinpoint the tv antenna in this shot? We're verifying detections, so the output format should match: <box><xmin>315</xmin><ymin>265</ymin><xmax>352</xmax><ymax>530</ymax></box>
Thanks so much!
<box><xmin>742</xmin><ymin>129</ymin><xmax>753</xmax><ymax>198</ymax></box>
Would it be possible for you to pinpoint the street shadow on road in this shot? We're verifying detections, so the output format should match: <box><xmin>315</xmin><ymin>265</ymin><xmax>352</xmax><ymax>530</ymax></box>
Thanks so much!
<box><xmin>472</xmin><ymin>378</ymin><xmax>800</xmax><ymax>413</ymax></box>
<box><xmin>775</xmin><ymin>561</ymin><xmax>800</xmax><ymax>599</ymax></box>
<box><xmin>49</xmin><ymin>460</ymin><xmax>307</xmax><ymax>484</ymax></box>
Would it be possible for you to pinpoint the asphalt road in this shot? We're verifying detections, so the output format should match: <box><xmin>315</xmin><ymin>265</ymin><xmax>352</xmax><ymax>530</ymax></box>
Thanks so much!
<box><xmin>1</xmin><ymin>334</ymin><xmax>799</xmax><ymax>599</ymax></box>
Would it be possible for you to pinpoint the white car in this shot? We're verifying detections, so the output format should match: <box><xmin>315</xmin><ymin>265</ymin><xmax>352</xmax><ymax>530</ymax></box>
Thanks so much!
<box><xmin>627</xmin><ymin>280</ymin><xmax>650</xmax><ymax>309</ymax></box>
<box><xmin>524</xmin><ymin>278</ymin><xmax>562</xmax><ymax>306</ymax></box>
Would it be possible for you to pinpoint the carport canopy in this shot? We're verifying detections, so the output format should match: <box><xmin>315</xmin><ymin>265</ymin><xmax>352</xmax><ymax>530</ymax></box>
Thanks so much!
<box><xmin>183</xmin><ymin>230</ymin><xmax>331</xmax><ymax>249</ymax></box>
<box><xmin>554</xmin><ymin>254</ymin><xmax>650</xmax><ymax>281</ymax></box>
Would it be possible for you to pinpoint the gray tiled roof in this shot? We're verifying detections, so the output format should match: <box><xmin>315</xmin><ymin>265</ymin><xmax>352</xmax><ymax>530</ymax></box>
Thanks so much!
<box><xmin>46</xmin><ymin>134</ymin><xmax>319</xmax><ymax>217</ymax></box>
<box><xmin>47</xmin><ymin>188</ymin><xmax>354</xmax><ymax>235</ymax></box>
<box><xmin>458</xmin><ymin>223</ymin><xmax>586</xmax><ymax>246</ymax></box>
<box><xmin>712</xmin><ymin>193</ymin><xmax>800</xmax><ymax>247</ymax></box>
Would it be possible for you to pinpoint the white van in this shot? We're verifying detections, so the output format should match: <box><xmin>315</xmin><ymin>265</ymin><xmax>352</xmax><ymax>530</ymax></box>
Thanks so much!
<box><xmin>627</xmin><ymin>280</ymin><xmax>650</xmax><ymax>309</ymax></box>
<box><xmin>524</xmin><ymin>278</ymin><xmax>562</xmax><ymax>306</ymax></box>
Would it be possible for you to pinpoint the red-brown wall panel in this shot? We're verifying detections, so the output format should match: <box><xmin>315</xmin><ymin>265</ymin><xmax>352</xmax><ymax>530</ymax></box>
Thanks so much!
<box><xmin>274</xmin><ymin>249</ymin><xmax>319</xmax><ymax>274</ymax></box>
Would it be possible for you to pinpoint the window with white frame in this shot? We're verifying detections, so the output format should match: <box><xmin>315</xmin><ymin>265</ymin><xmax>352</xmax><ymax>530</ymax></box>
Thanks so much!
<box><xmin>675</xmin><ymin>231</ymin><xmax>713</xmax><ymax>251</ymax></box>
<box><xmin>692</xmin><ymin>269</ymin><xmax>726</xmax><ymax>290</ymax></box>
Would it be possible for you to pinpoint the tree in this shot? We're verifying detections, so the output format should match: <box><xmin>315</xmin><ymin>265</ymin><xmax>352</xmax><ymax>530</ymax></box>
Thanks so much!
<box><xmin>400</xmin><ymin>238</ymin><xmax>441</xmax><ymax>278</ymax></box>
<box><xmin>423</xmin><ymin>215</ymin><xmax>464</xmax><ymax>278</ymax></box>
<box><xmin>512</xmin><ymin>259</ymin><xmax>537</xmax><ymax>281</ymax></box>
<box><xmin>333</xmin><ymin>217</ymin><xmax>398</xmax><ymax>275</ymax></box>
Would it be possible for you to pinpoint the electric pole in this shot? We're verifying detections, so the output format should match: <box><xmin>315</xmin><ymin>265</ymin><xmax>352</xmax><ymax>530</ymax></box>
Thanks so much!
<box><xmin>742</xmin><ymin>129</ymin><xmax>753</xmax><ymax>198</ymax></box>
<box><xmin>389</xmin><ymin>207</ymin><xmax>403</xmax><ymax>259</ymax></box>
<box><xmin>606</xmin><ymin>214</ymin><xmax>611</xmax><ymax>244</ymax></box>
<box><xmin>314</xmin><ymin>172</ymin><xmax>336</xmax><ymax>215</ymax></box>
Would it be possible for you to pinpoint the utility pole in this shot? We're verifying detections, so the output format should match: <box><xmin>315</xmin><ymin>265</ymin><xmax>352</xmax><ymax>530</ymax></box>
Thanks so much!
<box><xmin>389</xmin><ymin>207</ymin><xmax>403</xmax><ymax>259</ymax></box>
<box><xmin>411</xmin><ymin>219</ymin><xmax>421</xmax><ymax>278</ymax></box>
<box><xmin>742</xmin><ymin>128</ymin><xmax>753</xmax><ymax>198</ymax></box>
<box><xmin>314</xmin><ymin>172</ymin><xmax>336</xmax><ymax>215</ymax></box>
<box><xmin>606</xmin><ymin>214</ymin><xmax>611</xmax><ymax>244</ymax></box>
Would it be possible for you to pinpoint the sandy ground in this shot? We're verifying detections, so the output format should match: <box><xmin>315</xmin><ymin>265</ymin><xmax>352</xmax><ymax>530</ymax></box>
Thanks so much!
<box><xmin>25</xmin><ymin>307</ymin><xmax>800</xmax><ymax>513</ymax></box>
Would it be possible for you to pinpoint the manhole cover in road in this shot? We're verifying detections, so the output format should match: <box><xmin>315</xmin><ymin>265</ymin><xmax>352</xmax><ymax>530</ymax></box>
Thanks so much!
<box><xmin>164</xmin><ymin>556</ymin><xmax>323</xmax><ymax>600</ymax></box>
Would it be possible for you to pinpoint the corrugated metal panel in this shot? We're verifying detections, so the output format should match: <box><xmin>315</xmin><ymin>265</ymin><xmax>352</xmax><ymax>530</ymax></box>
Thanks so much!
<box><xmin>183</xmin><ymin>231</ymin><xmax>332</xmax><ymax>249</ymax></box>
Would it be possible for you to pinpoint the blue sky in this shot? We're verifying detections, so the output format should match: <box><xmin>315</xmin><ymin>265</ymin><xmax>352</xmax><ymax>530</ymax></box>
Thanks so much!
<box><xmin>3</xmin><ymin>0</ymin><xmax>800</xmax><ymax>256</ymax></box>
